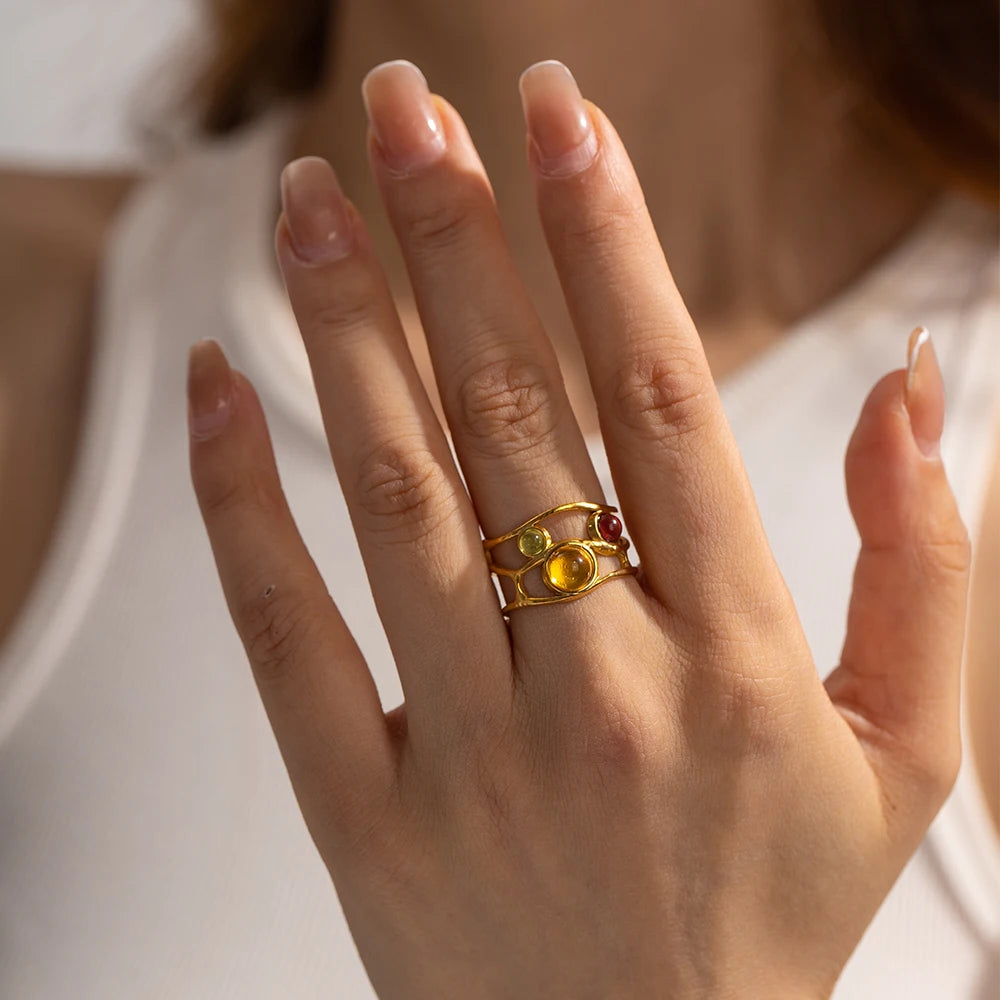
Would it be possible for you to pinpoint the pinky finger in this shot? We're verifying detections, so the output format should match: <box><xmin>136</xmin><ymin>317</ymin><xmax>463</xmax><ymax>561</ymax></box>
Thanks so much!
<box><xmin>186</xmin><ymin>339</ymin><xmax>396</xmax><ymax>847</ymax></box>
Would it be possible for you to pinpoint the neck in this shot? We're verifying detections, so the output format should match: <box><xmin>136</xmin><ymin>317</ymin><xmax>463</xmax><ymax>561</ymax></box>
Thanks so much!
<box><xmin>288</xmin><ymin>0</ymin><xmax>942</xmax><ymax>382</ymax></box>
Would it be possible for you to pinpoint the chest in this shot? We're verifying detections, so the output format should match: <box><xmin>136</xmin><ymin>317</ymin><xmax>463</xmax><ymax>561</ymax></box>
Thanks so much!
<box><xmin>0</xmin><ymin>356</ymin><xmax>91</xmax><ymax>655</ymax></box>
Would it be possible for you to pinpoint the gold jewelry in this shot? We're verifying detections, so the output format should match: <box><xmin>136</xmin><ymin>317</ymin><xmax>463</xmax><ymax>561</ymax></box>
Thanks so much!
<box><xmin>483</xmin><ymin>501</ymin><xmax>637</xmax><ymax>614</ymax></box>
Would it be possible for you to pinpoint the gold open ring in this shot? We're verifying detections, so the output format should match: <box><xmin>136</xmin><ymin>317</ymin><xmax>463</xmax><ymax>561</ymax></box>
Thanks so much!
<box><xmin>482</xmin><ymin>501</ymin><xmax>637</xmax><ymax>614</ymax></box>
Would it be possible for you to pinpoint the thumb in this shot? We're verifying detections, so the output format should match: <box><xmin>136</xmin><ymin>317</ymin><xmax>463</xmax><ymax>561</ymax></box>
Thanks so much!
<box><xmin>825</xmin><ymin>326</ymin><xmax>973</xmax><ymax>823</ymax></box>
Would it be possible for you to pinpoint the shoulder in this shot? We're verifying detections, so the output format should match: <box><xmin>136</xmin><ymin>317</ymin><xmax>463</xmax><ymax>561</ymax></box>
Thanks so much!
<box><xmin>0</xmin><ymin>138</ymin><xmax>253</xmax><ymax>339</ymax></box>
<box><xmin>0</xmin><ymin>168</ymin><xmax>138</xmax><ymax>263</ymax></box>
<box><xmin>0</xmin><ymin>168</ymin><xmax>139</xmax><ymax>335</ymax></box>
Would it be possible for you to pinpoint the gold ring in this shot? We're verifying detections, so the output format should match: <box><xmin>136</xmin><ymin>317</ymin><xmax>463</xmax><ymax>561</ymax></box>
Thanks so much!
<box><xmin>483</xmin><ymin>501</ymin><xmax>637</xmax><ymax>614</ymax></box>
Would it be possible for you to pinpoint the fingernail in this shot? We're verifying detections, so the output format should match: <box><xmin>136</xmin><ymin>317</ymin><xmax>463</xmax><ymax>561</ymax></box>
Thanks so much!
<box><xmin>187</xmin><ymin>339</ymin><xmax>234</xmax><ymax>440</ymax></box>
<box><xmin>279</xmin><ymin>157</ymin><xmax>355</xmax><ymax>264</ymax></box>
<box><xmin>361</xmin><ymin>60</ymin><xmax>446</xmax><ymax>175</ymax></box>
<box><xmin>904</xmin><ymin>325</ymin><xmax>944</xmax><ymax>459</ymax></box>
<box><xmin>518</xmin><ymin>60</ymin><xmax>598</xmax><ymax>178</ymax></box>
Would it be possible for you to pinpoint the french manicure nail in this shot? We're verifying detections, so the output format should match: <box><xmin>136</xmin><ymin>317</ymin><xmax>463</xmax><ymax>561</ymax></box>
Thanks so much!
<box><xmin>279</xmin><ymin>156</ymin><xmax>355</xmax><ymax>264</ymax></box>
<box><xmin>904</xmin><ymin>325</ymin><xmax>944</xmax><ymax>459</ymax></box>
<box><xmin>187</xmin><ymin>339</ymin><xmax>234</xmax><ymax>440</ymax></box>
<box><xmin>518</xmin><ymin>60</ymin><xmax>598</xmax><ymax>178</ymax></box>
<box><xmin>361</xmin><ymin>60</ymin><xmax>447</xmax><ymax>174</ymax></box>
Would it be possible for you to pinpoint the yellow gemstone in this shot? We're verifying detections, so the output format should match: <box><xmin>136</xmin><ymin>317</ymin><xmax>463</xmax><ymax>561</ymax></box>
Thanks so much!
<box><xmin>518</xmin><ymin>527</ymin><xmax>548</xmax><ymax>557</ymax></box>
<box><xmin>544</xmin><ymin>544</ymin><xmax>597</xmax><ymax>594</ymax></box>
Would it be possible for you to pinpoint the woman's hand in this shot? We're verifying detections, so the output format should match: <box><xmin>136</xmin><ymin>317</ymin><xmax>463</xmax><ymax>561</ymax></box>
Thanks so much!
<box><xmin>187</xmin><ymin>60</ymin><xmax>971</xmax><ymax>999</ymax></box>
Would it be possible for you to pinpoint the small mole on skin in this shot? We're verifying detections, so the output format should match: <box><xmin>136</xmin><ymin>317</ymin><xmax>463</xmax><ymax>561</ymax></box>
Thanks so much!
<box><xmin>263</xmin><ymin>585</ymin><xmax>275</xmax><ymax>598</ymax></box>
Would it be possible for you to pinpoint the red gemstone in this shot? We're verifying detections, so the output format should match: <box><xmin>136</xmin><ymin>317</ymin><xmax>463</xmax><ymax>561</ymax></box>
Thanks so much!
<box><xmin>597</xmin><ymin>512</ymin><xmax>622</xmax><ymax>542</ymax></box>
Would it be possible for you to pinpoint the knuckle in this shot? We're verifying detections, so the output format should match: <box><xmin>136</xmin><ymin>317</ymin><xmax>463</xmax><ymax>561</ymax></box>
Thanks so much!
<box><xmin>561</xmin><ymin>197</ymin><xmax>646</xmax><ymax>251</ymax></box>
<box><xmin>199</xmin><ymin>465</ymin><xmax>284</xmax><ymax>523</ymax></box>
<box><xmin>238</xmin><ymin>580</ymin><xmax>320</xmax><ymax>683</ymax></box>
<box><xmin>711</xmin><ymin>667</ymin><xmax>794</xmax><ymax>753</ymax></box>
<box><xmin>353</xmin><ymin>438</ymin><xmax>459</xmax><ymax>546</ymax></box>
<box><xmin>918</xmin><ymin>522</ymin><xmax>973</xmax><ymax>579</ymax></box>
<box><xmin>678</xmin><ymin>644</ymin><xmax>796</xmax><ymax>760</ymax></box>
<box><xmin>861</xmin><ymin>515</ymin><xmax>972</xmax><ymax>588</ymax></box>
<box><xmin>588</xmin><ymin>700</ymin><xmax>655</xmax><ymax>774</ymax></box>
<box><xmin>608</xmin><ymin>349</ymin><xmax>715</xmax><ymax>445</ymax></box>
<box><xmin>399</xmin><ymin>192</ymin><xmax>483</xmax><ymax>256</ymax></box>
<box><xmin>701</xmin><ymin>592</ymin><xmax>802</xmax><ymax>654</ymax></box>
<box><xmin>454</xmin><ymin>354</ymin><xmax>562</xmax><ymax>460</ymax></box>
<box><xmin>575</xmin><ymin>678</ymin><xmax>665</xmax><ymax>778</ymax></box>
<box><xmin>307</xmin><ymin>284</ymin><xmax>379</xmax><ymax>344</ymax></box>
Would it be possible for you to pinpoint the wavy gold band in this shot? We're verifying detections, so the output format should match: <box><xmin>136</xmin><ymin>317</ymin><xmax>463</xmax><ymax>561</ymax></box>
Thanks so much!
<box><xmin>482</xmin><ymin>501</ymin><xmax>637</xmax><ymax>614</ymax></box>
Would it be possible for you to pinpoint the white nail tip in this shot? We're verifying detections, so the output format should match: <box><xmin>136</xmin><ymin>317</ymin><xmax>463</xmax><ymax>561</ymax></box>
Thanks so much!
<box><xmin>906</xmin><ymin>325</ymin><xmax>930</xmax><ymax>396</ymax></box>
<box><xmin>518</xmin><ymin>59</ymin><xmax>572</xmax><ymax>91</ymax></box>
<box><xmin>365</xmin><ymin>59</ymin><xmax>428</xmax><ymax>88</ymax></box>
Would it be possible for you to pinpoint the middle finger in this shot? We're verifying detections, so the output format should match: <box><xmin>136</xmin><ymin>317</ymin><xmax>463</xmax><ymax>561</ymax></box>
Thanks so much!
<box><xmin>361</xmin><ymin>62</ymin><xmax>642</xmax><ymax>642</ymax></box>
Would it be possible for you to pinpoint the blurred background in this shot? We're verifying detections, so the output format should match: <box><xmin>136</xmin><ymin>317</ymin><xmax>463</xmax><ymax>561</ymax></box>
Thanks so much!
<box><xmin>0</xmin><ymin>0</ymin><xmax>197</xmax><ymax>171</ymax></box>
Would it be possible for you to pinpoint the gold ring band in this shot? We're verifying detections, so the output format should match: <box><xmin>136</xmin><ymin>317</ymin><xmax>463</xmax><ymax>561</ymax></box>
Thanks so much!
<box><xmin>483</xmin><ymin>501</ymin><xmax>637</xmax><ymax>614</ymax></box>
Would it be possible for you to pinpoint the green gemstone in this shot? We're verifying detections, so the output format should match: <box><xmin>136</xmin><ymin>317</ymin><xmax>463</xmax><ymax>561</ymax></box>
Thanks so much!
<box><xmin>518</xmin><ymin>527</ymin><xmax>548</xmax><ymax>557</ymax></box>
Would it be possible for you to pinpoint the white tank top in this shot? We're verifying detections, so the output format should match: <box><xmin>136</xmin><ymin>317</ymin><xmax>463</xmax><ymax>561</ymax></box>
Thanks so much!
<box><xmin>1</xmin><ymin>104</ymin><xmax>997</xmax><ymax>998</ymax></box>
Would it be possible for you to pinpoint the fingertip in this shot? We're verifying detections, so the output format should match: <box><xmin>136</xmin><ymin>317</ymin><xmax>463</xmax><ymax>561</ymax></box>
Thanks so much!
<box><xmin>277</xmin><ymin>157</ymin><xmax>356</xmax><ymax>266</ymax></box>
<box><xmin>187</xmin><ymin>339</ymin><xmax>235</xmax><ymax>441</ymax></box>
<box><xmin>847</xmin><ymin>367</ymin><xmax>911</xmax><ymax>466</ymax></box>
<box><xmin>423</xmin><ymin>94</ymin><xmax>497</xmax><ymax>203</ymax></box>
<box><xmin>845</xmin><ymin>347</ymin><xmax>966</xmax><ymax>560</ymax></box>
<box><xmin>849</xmin><ymin>326</ymin><xmax>948</xmax><ymax>476</ymax></box>
<box><xmin>844</xmin><ymin>367</ymin><xmax>921</xmax><ymax>546</ymax></box>
<box><xmin>187</xmin><ymin>354</ymin><xmax>273</xmax><ymax>484</ymax></box>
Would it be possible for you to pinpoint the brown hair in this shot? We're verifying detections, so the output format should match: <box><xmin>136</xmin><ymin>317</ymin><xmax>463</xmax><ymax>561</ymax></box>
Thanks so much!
<box><xmin>186</xmin><ymin>0</ymin><xmax>998</xmax><ymax>203</ymax></box>
<box><xmin>189</xmin><ymin>0</ymin><xmax>333</xmax><ymax>135</ymax></box>
<box><xmin>812</xmin><ymin>1</ymin><xmax>998</xmax><ymax>204</ymax></box>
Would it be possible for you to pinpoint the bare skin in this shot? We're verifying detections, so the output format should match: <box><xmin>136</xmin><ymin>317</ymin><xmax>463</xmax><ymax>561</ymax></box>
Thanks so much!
<box><xmin>186</xmin><ymin>61</ymin><xmax>983</xmax><ymax>995</ymax></box>
<box><xmin>0</xmin><ymin>169</ymin><xmax>135</xmax><ymax>648</ymax></box>
<box><xmin>291</xmin><ymin>0</ymin><xmax>944</xmax><ymax>437</ymax></box>
<box><xmin>0</xmin><ymin>0</ymin><xmax>996</xmax><ymax>937</ymax></box>
<box><xmin>289</xmin><ymin>0</ymin><xmax>1000</xmax><ymax>833</ymax></box>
